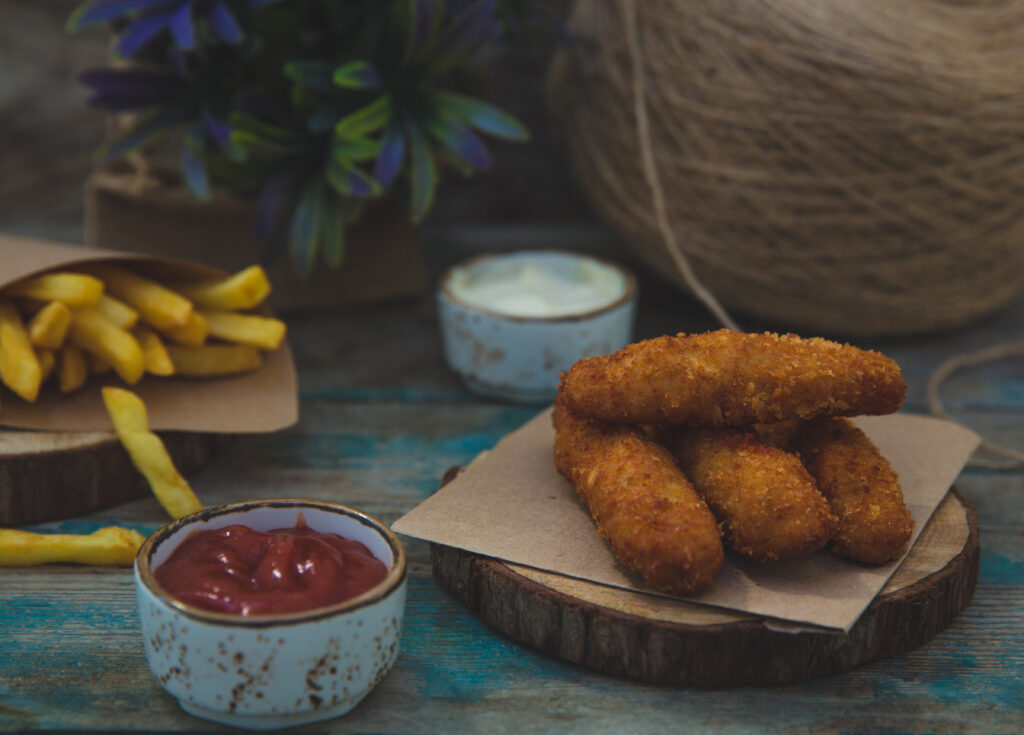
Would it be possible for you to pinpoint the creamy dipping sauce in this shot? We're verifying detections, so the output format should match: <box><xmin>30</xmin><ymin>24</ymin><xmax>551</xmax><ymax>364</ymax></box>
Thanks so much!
<box><xmin>447</xmin><ymin>255</ymin><xmax>626</xmax><ymax>318</ymax></box>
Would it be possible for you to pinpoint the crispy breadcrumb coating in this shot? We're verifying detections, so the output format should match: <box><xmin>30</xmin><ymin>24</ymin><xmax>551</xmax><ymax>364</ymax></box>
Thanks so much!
<box><xmin>660</xmin><ymin>427</ymin><xmax>837</xmax><ymax>561</ymax></box>
<box><xmin>791</xmin><ymin>418</ymin><xmax>914</xmax><ymax>565</ymax></box>
<box><xmin>559</xmin><ymin>330</ymin><xmax>906</xmax><ymax>426</ymax></box>
<box><xmin>552</xmin><ymin>400</ymin><xmax>723</xmax><ymax>595</ymax></box>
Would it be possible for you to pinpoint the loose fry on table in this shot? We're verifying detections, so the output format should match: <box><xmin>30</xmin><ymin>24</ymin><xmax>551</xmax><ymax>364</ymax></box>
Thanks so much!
<box><xmin>160</xmin><ymin>310</ymin><xmax>209</xmax><ymax>346</ymax></box>
<box><xmin>102</xmin><ymin>387</ymin><xmax>202</xmax><ymax>519</ymax></box>
<box><xmin>0</xmin><ymin>526</ymin><xmax>144</xmax><ymax>566</ymax></box>
<box><xmin>4</xmin><ymin>272</ymin><xmax>103</xmax><ymax>307</ymax></box>
<box><xmin>559</xmin><ymin>330</ymin><xmax>907</xmax><ymax>426</ymax></box>
<box><xmin>201</xmin><ymin>310</ymin><xmax>287</xmax><ymax>350</ymax></box>
<box><xmin>27</xmin><ymin>301</ymin><xmax>71</xmax><ymax>350</ymax></box>
<box><xmin>58</xmin><ymin>344</ymin><xmax>88</xmax><ymax>393</ymax></box>
<box><xmin>82</xmin><ymin>263</ymin><xmax>192</xmax><ymax>330</ymax></box>
<box><xmin>660</xmin><ymin>426</ymin><xmax>837</xmax><ymax>561</ymax></box>
<box><xmin>167</xmin><ymin>343</ymin><xmax>262</xmax><ymax>377</ymax></box>
<box><xmin>67</xmin><ymin>307</ymin><xmax>145</xmax><ymax>384</ymax></box>
<box><xmin>553</xmin><ymin>398</ymin><xmax>724</xmax><ymax>595</ymax></box>
<box><xmin>95</xmin><ymin>294</ymin><xmax>139</xmax><ymax>329</ymax></box>
<box><xmin>790</xmin><ymin>417</ymin><xmax>915</xmax><ymax>565</ymax></box>
<box><xmin>174</xmin><ymin>264</ymin><xmax>271</xmax><ymax>310</ymax></box>
<box><xmin>0</xmin><ymin>299</ymin><xmax>43</xmax><ymax>402</ymax></box>
<box><xmin>132</xmin><ymin>324</ymin><xmax>175</xmax><ymax>376</ymax></box>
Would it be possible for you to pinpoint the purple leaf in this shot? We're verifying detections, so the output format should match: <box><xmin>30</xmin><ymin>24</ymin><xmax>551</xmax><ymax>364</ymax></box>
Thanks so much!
<box><xmin>168</xmin><ymin>2</ymin><xmax>195</xmax><ymax>50</ymax></box>
<box><xmin>70</xmin><ymin>0</ymin><xmax>172</xmax><ymax>29</ymax></box>
<box><xmin>202</xmin><ymin>111</ymin><xmax>231</xmax><ymax>144</ymax></box>
<box><xmin>373</xmin><ymin>119</ymin><xmax>405</xmax><ymax>189</ymax></box>
<box><xmin>207</xmin><ymin>2</ymin><xmax>242</xmax><ymax>44</ymax></box>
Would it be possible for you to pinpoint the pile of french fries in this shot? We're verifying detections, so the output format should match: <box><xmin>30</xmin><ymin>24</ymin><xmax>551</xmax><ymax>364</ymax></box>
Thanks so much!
<box><xmin>0</xmin><ymin>262</ymin><xmax>284</xmax><ymax>409</ymax></box>
<box><xmin>0</xmin><ymin>262</ymin><xmax>286</xmax><ymax>567</ymax></box>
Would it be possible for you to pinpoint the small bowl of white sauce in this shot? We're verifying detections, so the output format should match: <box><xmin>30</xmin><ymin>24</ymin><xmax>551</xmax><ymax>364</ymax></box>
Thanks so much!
<box><xmin>438</xmin><ymin>250</ymin><xmax>637</xmax><ymax>403</ymax></box>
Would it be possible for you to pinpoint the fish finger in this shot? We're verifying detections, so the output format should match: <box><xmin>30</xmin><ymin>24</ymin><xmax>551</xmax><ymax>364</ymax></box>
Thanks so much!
<box><xmin>553</xmin><ymin>400</ymin><xmax>723</xmax><ymax>595</ymax></box>
<box><xmin>560</xmin><ymin>330</ymin><xmax>906</xmax><ymax>425</ymax></box>
<box><xmin>660</xmin><ymin>426</ymin><xmax>837</xmax><ymax>560</ymax></box>
<box><xmin>790</xmin><ymin>418</ymin><xmax>914</xmax><ymax>565</ymax></box>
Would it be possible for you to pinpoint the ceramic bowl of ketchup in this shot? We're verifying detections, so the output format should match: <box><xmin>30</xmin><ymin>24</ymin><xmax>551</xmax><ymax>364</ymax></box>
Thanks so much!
<box><xmin>134</xmin><ymin>499</ymin><xmax>407</xmax><ymax>730</ymax></box>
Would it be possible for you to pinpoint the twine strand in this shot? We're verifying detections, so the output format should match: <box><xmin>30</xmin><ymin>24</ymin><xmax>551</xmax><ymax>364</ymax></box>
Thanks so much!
<box><xmin>620</xmin><ymin>0</ymin><xmax>741</xmax><ymax>332</ymax></box>
<box><xmin>927</xmin><ymin>339</ymin><xmax>1024</xmax><ymax>470</ymax></box>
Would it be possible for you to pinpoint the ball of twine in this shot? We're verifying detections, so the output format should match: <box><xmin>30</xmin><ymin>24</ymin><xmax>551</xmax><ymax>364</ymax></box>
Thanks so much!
<box><xmin>548</xmin><ymin>0</ymin><xmax>1024</xmax><ymax>336</ymax></box>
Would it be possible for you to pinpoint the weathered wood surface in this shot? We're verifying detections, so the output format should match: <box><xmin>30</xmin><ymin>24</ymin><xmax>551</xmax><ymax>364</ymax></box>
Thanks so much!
<box><xmin>0</xmin><ymin>242</ymin><xmax>1021</xmax><ymax>733</ymax></box>
<box><xmin>2</xmin><ymin>5</ymin><xmax>1023</xmax><ymax>732</ymax></box>
<box><xmin>431</xmin><ymin>490</ymin><xmax>979</xmax><ymax>687</ymax></box>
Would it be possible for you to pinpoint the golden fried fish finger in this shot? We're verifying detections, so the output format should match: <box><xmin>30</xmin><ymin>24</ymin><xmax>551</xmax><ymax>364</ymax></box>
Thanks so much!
<box><xmin>791</xmin><ymin>418</ymin><xmax>914</xmax><ymax>565</ymax></box>
<box><xmin>660</xmin><ymin>427</ymin><xmax>837</xmax><ymax>561</ymax></box>
<box><xmin>552</xmin><ymin>401</ymin><xmax>723</xmax><ymax>595</ymax></box>
<box><xmin>560</xmin><ymin>330</ymin><xmax>906</xmax><ymax>425</ymax></box>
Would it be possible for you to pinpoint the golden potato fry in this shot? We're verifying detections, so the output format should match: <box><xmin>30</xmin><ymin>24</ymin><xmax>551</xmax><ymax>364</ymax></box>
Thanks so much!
<box><xmin>175</xmin><ymin>265</ymin><xmax>271</xmax><ymax>310</ymax></box>
<box><xmin>0</xmin><ymin>526</ymin><xmax>145</xmax><ymax>566</ymax></box>
<box><xmin>102</xmin><ymin>387</ymin><xmax>202</xmax><ymax>519</ymax></box>
<box><xmin>27</xmin><ymin>301</ymin><xmax>72</xmax><ymax>350</ymax></box>
<box><xmin>5</xmin><ymin>272</ymin><xmax>104</xmax><ymax>307</ymax></box>
<box><xmin>58</xmin><ymin>344</ymin><xmax>88</xmax><ymax>393</ymax></box>
<box><xmin>95</xmin><ymin>294</ymin><xmax>139</xmax><ymax>329</ymax></box>
<box><xmin>67</xmin><ymin>307</ymin><xmax>145</xmax><ymax>385</ymax></box>
<box><xmin>167</xmin><ymin>343</ymin><xmax>262</xmax><ymax>377</ymax></box>
<box><xmin>37</xmin><ymin>349</ymin><xmax>56</xmax><ymax>383</ymax></box>
<box><xmin>83</xmin><ymin>263</ymin><xmax>192</xmax><ymax>330</ymax></box>
<box><xmin>132</xmin><ymin>324</ymin><xmax>175</xmax><ymax>376</ymax></box>
<box><xmin>160</xmin><ymin>310</ymin><xmax>209</xmax><ymax>346</ymax></box>
<box><xmin>201</xmin><ymin>310</ymin><xmax>286</xmax><ymax>350</ymax></box>
<box><xmin>0</xmin><ymin>299</ymin><xmax>43</xmax><ymax>402</ymax></box>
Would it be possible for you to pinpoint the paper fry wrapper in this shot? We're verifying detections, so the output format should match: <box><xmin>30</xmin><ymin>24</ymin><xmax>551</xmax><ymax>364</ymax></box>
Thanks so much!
<box><xmin>393</xmin><ymin>409</ymin><xmax>980</xmax><ymax>632</ymax></box>
<box><xmin>0</xmin><ymin>234</ymin><xmax>297</xmax><ymax>433</ymax></box>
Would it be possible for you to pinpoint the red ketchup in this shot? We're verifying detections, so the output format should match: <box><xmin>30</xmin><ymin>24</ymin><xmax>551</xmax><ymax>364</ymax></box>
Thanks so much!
<box><xmin>154</xmin><ymin>516</ymin><xmax>388</xmax><ymax>616</ymax></box>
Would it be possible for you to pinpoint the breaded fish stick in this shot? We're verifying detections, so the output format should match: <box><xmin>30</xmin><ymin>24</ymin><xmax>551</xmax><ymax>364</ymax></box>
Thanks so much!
<box><xmin>660</xmin><ymin>427</ymin><xmax>837</xmax><ymax>561</ymax></box>
<box><xmin>560</xmin><ymin>330</ymin><xmax>906</xmax><ymax>426</ymax></box>
<box><xmin>553</xmin><ymin>401</ymin><xmax>723</xmax><ymax>595</ymax></box>
<box><xmin>791</xmin><ymin>418</ymin><xmax>914</xmax><ymax>565</ymax></box>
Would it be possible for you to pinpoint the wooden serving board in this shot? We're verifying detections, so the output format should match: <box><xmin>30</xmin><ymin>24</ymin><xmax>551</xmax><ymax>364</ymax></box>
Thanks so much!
<box><xmin>0</xmin><ymin>430</ymin><xmax>228</xmax><ymax>526</ymax></box>
<box><xmin>431</xmin><ymin>487</ymin><xmax>979</xmax><ymax>686</ymax></box>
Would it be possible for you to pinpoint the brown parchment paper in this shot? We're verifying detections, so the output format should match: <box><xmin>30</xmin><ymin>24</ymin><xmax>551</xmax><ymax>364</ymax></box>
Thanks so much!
<box><xmin>0</xmin><ymin>233</ymin><xmax>297</xmax><ymax>432</ymax></box>
<box><xmin>392</xmin><ymin>409</ymin><xmax>980</xmax><ymax>632</ymax></box>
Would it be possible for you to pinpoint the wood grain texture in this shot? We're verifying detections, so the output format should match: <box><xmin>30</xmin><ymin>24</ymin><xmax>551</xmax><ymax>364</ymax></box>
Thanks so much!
<box><xmin>431</xmin><ymin>489</ymin><xmax>978</xmax><ymax>686</ymax></box>
<box><xmin>0</xmin><ymin>430</ymin><xmax>228</xmax><ymax>526</ymax></box>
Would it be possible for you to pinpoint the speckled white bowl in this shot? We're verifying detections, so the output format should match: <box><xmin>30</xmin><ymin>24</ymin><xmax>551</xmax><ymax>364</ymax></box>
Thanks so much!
<box><xmin>438</xmin><ymin>250</ymin><xmax>637</xmax><ymax>403</ymax></box>
<box><xmin>134</xmin><ymin>499</ymin><xmax>407</xmax><ymax>730</ymax></box>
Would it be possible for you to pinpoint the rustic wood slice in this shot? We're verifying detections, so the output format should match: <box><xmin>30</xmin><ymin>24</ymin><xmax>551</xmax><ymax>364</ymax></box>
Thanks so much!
<box><xmin>0</xmin><ymin>430</ymin><xmax>229</xmax><ymax>526</ymax></box>
<box><xmin>431</xmin><ymin>486</ymin><xmax>979</xmax><ymax>686</ymax></box>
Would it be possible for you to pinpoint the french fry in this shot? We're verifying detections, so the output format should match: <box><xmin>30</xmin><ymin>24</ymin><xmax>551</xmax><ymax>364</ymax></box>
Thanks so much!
<box><xmin>133</xmin><ymin>324</ymin><xmax>175</xmax><ymax>376</ymax></box>
<box><xmin>58</xmin><ymin>344</ymin><xmax>88</xmax><ymax>393</ymax></box>
<box><xmin>5</xmin><ymin>272</ymin><xmax>104</xmax><ymax>307</ymax></box>
<box><xmin>0</xmin><ymin>299</ymin><xmax>43</xmax><ymax>402</ymax></box>
<box><xmin>0</xmin><ymin>526</ymin><xmax>144</xmax><ymax>566</ymax></box>
<box><xmin>27</xmin><ymin>301</ymin><xmax>72</xmax><ymax>350</ymax></box>
<box><xmin>102</xmin><ymin>387</ymin><xmax>202</xmax><ymax>519</ymax></box>
<box><xmin>167</xmin><ymin>343</ymin><xmax>262</xmax><ymax>376</ymax></box>
<box><xmin>175</xmin><ymin>265</ymin><xmax>271</xmax><ymax>310</ymax></box>
<box><xmin>37</xmin><ymin>349</ymin><xmax>56</xmax><ymax>383</ymax></box>
<box><xmin>95</xmin><ymin>294</ymin><xmax>139</xmax><ymax>330</ymax></box>
<box><xmin>67</xmin><ymin>307</ymin><xmax>145</xmax><ymax>385</ymax></box>
<box><xmin>160</xmin><ymin>310</ymin><xmax>209</xmax><ymax>346</ymax></box>
<box><xmin>201</xmin><ymin>310</ymin><xmax>287</xmax><ymax>350</ymax></box>
<box><xmin>83</xmin><ymin>263</ymin><xmax>192</xmax><ymax>330</ymax></box>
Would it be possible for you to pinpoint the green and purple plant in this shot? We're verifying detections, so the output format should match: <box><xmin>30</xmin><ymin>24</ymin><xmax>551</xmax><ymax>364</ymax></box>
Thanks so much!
<box><xmin>69</xmin><ymin>0</ymin><xmax>543</xmax><ymax>275</ymax></box>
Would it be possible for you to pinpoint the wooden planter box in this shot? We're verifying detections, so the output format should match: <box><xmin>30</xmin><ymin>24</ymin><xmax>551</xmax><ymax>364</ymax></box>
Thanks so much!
<box><xmin>84</xmin><ymin>168</ymin><xmax>426</xmax><ymax>312</ymax></box>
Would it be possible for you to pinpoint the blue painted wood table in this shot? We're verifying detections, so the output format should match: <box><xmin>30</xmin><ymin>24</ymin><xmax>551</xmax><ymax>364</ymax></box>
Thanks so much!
<box><xmin>1</xmin><ymin>235</ymin><xmax>1021</xmax><ymax>734</ymax></box>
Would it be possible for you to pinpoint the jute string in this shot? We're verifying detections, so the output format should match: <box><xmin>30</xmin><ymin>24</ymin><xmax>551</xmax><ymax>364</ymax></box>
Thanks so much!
<box><xmin>615</xmin><ymin>0</ymin><xmax>1022</xmax><ymax>469</ymax></box>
